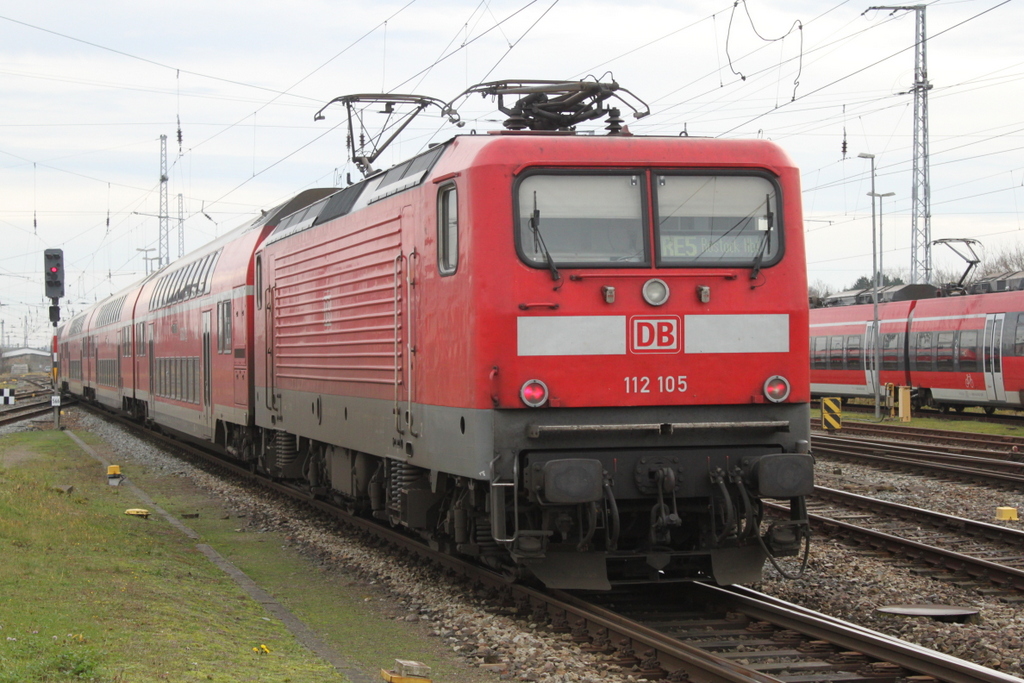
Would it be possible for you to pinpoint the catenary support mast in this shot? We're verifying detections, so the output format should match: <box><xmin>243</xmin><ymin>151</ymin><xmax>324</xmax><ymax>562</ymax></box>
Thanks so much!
<box><xmin>159</xmin><ymin>135</ymin><xmax>169</xmax><ymax>268</ymax></box>
<box><xmin>177</xmin><ymin>193</ymin><xmax>184</xmax><ymax>258</ymax></box>
<box><xmin>870</xmin><ymin>5</ymin><xmax>932</xmax><ymax>284</ymax></box>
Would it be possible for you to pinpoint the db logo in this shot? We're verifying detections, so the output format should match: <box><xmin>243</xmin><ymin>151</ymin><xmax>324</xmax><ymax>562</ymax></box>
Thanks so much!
<box><xmin>630</xmin><ymin>316</ymin><xmax>681</xmax><ymax>353</ymax></box>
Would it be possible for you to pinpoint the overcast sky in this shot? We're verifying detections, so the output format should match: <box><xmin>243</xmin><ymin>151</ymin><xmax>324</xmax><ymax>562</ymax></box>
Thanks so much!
<box><xmin>1</xmin><ymin>0</ymin><xmax>1021</xmax><ymax>346</ymax></box>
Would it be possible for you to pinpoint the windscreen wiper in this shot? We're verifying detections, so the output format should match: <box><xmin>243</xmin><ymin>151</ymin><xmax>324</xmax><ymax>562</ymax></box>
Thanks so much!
<box><xmin>530</xmin><ymin>192</ymin><xmax>561</xmax><ymax>283</ymax></box>
<box><xmin>750</xmin><ymin>193</ymin><xmax>774</xmax><ymax>281</ymax></box>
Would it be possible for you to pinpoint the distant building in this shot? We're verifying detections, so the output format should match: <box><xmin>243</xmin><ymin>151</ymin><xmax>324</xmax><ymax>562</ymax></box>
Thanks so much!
<box><xmin>2</xmin><ymin>348</ymin><xmax>51</xmax><ymax>375</ymax></box>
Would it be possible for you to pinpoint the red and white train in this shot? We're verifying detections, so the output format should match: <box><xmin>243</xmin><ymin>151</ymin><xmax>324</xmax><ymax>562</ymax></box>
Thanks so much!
<box><xmin>810</xmin><ymin>283</ymin><xmax>1024</xmax><ymax>413</ymax></box>
<box><xmin>59</xmin><ymin>85</ymin><xmax>812</xmax><ymax>589</ymax></box>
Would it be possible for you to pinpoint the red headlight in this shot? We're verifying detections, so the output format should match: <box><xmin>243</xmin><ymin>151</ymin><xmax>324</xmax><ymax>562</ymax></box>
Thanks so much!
<box><xmin>520</xmin><ymin>379</ymin><xmax>549</xmax><ymax>408</ymax></box>
<box><xmin>763</xmin><ymin>375</ymin><xmax>791</xmax><ymax>403</ymax></box>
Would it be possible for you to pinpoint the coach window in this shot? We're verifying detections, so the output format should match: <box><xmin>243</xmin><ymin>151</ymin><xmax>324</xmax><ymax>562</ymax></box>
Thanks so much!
<box><xmin>169</xmin><ymin>267</ymin><xmax>186</xmax><ymax>304</ymax></box>
<box><xmin>218</xmin><ymin>300</ymin><xmax>232</xmax><ymax>353</ymax></box>
<box><xmin>936</xmin><ymin>331</ymin><xmax>954</xmax><ymax>371</ymax></box>
<box><xmin>846</xmin><ymin>335</ymin><xmax>862</xmax><ymax>370</ymax></box>
<box><xmin>882</xmin><ymin>333</ymin><xmax>900</xmax><ymax>370</ymax></box>
<box><xmin>197</xmin><ymin>252</ymin><xmax>217</xmax><ymax>296</ymax></box>
<box><xmin>915</xmin><ymin>332</ymin><xmax>933</xmax><ymax>371</ymax></box>
<box><xmin>828</xmin><ymin>335</ymin><xmax>844</xmax><ymax>370</ymax></box>
<box><xmin>811</xmin><ymin>336</ymin><xmax>827</xmax><ymax>370</ymax></box>
<box><xmin>959</xmin><ymin>330</ymin><xmax>979</xmax><ymax>372</ymax></box>
<box><xmin>255</xmin><ymin>254</ymin><xmax>263</xmax><ymax>309</ymax></box>
<box><xmin>1014</xmin><ymin>315</ymin><xmax>1024</xmax><ymax>355</ymax></box>
<box><xmin>438</xmin><ymin>185</ymin><xmax>458</xmax><ymax>275</ymax></box>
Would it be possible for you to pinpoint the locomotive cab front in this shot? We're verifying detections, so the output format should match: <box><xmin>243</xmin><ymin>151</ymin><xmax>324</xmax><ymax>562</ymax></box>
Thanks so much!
<box><xmin>466</xmin><ymin>136</ymin><xmax>813</xmax><ymax>588</ymax></box>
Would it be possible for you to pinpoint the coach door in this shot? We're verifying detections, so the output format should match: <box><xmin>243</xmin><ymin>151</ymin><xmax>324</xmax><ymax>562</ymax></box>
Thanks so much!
<box><xmin>983</xmin><ymin>313</ymin><xmax>1006</xmax><ymax>402</ymax></box>
<box><xmin>148</xmin><ymin>324</ymin><xmax>155</xmax><ymax>416</ymax></box>
<box><xmin>394</xmin><ymin>209</ymin><xmax>420</xmax><ymax>443</ymax></box>
<box><xmin>202</xmin><ymin>311</ymin><xmax>213</xmax><ymax>414</ymax></box>
<box><xmin>864</xmin><ymin>321</ymin><xmax>877</xmax><ymax>397</ymax></box>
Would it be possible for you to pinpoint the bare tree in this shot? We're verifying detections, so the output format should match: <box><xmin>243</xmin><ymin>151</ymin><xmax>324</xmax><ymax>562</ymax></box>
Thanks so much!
<box><xmin>976</xmin><ymin>243</ymin><xmax>1024</xmax><ymax>279</ymax></box>
<box><xmin>808</xmin><ymin>279</ymin><xmax>835</xmax><ymax>300</ymax></box>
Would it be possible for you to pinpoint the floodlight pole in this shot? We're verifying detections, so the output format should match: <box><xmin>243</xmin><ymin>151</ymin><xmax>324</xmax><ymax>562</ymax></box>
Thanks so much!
<box><xmin>859</xmin><ymin>153</ymin><xmax>882</xmax><ymax>419</ymax></box>
<box><xmin>869</xmin><ymin>190</ymin><xmax>896</xmax><ymax>291</ymax></box>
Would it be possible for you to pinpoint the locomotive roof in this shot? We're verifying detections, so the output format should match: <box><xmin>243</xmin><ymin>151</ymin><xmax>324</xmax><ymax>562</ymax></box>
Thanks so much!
<box><xmin>264</xmin><ymin>131</ymin><xmax>798</xmax><ymax>248</ymax></box>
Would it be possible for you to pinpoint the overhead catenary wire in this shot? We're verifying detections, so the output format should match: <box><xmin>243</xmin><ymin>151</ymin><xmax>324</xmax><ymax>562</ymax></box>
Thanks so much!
<box><xmin>714</xmin><ymin>0</ymin><xmax>1012</xmax><ymax>137</ymax></box>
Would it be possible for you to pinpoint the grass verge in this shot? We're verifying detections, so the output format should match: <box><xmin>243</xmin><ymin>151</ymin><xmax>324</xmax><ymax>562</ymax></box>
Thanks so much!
<box><xmin>0</xmin><ymin>429</ymin><xmax>344</xmax><ymax>682</ymax></box>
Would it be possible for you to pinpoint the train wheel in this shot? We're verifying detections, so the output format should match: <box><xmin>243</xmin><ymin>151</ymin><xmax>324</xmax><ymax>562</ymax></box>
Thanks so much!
<box><xmin>939</xmin><ymin>405</ymin><xmax>950</xmax><ymax>414</ymax></box>
<box><xmin>954</xmin><ymin>405</ymin><xmax>965</xmax><ymax>414</ymax></box>
<box><xmin>984</xmin><ymin>406</ymin><xmax>996</xmax><ymax>415</ymax></box>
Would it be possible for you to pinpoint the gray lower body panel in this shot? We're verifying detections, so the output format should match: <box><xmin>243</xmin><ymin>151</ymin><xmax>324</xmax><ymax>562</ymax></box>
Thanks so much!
<box><xmin>256</xmin><ymin>387</ymin><xmax>496</xmax><ymax>480</ymax></box>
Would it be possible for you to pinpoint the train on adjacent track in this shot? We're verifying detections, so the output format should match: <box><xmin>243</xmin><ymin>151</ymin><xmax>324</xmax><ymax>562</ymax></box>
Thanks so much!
<box><xmin>811</xmin><ymin>279</ymin><xmax>1024</xmax><ymax>414</ymax></box>
<box><xmin>58</xmin><ymin>81</ymin><xmax>813</xmax><ymax>590</ymax></box>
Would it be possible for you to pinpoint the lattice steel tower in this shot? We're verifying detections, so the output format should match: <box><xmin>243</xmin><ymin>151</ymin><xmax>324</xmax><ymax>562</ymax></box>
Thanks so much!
<box><xmin>871</xmin><ymin>4</ymin><xmax>932</xmax><ymax>284</ymax></box>
<box><xmin>159</xmin><ymin>134</ymin><xmax>169</xmax><ymax>268</ymax></box>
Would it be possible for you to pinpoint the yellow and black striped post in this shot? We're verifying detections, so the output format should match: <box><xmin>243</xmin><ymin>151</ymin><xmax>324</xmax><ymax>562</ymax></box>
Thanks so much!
<box><xmin>821</xmin><ymin>397</ymin><xmax>842</xmax><ymax>432</ymax></box>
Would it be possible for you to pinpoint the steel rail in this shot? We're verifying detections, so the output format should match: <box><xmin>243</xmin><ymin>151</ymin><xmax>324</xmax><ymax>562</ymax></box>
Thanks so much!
<box><xmin>0</xmin><ymin>400</ymin><xmax>72</xmax><ymax>427</ymax></box>
<box><xmin>767</xmin><ymin>499</ymin><xmax>1024</xmax><ymax>592</ymax></box>
<box><xmin>712</xmin><ymin>585</ymin><xmax>1024</xmax><ymax>683</ymax></box>
<box><xmin>825</xmin><ymin>400</ymin><xmax>1024</xmax><ymax>428</ymax></box>
<box><xmin>813</xmin><ymin>434</ymin><xmax>1024</xmax><ymax>485</ymax></box>
<box><xmin>815</xmin><ymin>434</ymin><xmax>1024</xmax><ymax>471</ymax></box>
<box><xmin>812</xmin><ymin>418</ymin><xmax>1024</xmax><ymax>457</ymax></box>
<box><xmin>811</xmin><ymin>485</ymin><xmax>1024</xmax><ymax>549</ymax></box>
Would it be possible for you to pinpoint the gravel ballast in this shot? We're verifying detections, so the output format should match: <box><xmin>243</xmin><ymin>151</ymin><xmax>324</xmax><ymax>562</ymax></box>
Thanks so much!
<box><xmin>7</xmin><ymin>412</ymin><xmax>1023</xmax><ymax>680</ymax></box>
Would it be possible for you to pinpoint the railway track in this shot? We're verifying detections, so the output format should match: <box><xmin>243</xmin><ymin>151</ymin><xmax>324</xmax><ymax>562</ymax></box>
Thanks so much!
<box><xmin>811</xmin><ymin>433</ymin><xmax>1024</xmax><ymax>487</ymax></box>
<box><xmin>0</xmin><ymin>397</ymin><xmax>67</xmax><ymax>427</ymax></box>
<box><xmin>569</xmin><ymin>582</ymin><xmax>1015</xmax><ymax>683</ymax></box>
<box><xmin>69</xmin><ymin>402</ymin><xmax>1024</xmax><ymax>683</ymax></box>
<box><xmin>811</xmin><ymin>418</ymin><xmax>1024</xmax><ymax>457</ymax></box>
<box><xmin>822</xmin><ymin>400</ymin><xmax>1024</xmax><ymax>428</ymax></box>
<box><xmin>767</xmin><ymin>486</ymin><xmax>1024</xmax><ymax>594</ymax></box>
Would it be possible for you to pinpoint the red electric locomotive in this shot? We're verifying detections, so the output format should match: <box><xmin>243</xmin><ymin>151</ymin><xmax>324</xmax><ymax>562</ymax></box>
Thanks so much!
<box><xmin>811</xmin><ymin>281</ymin><xmax>1024</xmax><ymax>413</ymax></box>
<box><xmin>60</xmin><ymin>82</ymin><xmax>813</xmax><ymax>589</ymax></box>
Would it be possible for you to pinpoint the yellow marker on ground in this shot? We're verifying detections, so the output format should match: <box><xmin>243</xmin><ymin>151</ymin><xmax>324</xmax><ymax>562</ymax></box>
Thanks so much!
<box><xmin>996</xmin><ymin>507</ymin><xmax>1018</xmax><ymax>521</ymax></box>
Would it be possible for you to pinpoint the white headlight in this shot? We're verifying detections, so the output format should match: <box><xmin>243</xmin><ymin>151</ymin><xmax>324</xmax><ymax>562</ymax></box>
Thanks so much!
<box><xmin>642</xmin><ymin>278</ymin><xmax>670</xmax><ymax>306</ymax></box>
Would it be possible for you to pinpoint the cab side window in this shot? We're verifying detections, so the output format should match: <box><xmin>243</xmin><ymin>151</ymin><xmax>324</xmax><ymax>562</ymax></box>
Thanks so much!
<box><xmin>438</xmin><ymin>185</ymin><xmax>458</xmax><ymax>275</ymax></box>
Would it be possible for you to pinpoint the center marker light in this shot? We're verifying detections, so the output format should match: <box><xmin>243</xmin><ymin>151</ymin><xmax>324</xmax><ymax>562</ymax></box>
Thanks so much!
<box><xmin>520</xmin><ymin>379</ymin><xmax>549</xmax><ymax>408</ymax></box>
<box><xmin>642</xmin><ymin>278</ymin><xmax>670</xmax><ymax>306</ymax></box>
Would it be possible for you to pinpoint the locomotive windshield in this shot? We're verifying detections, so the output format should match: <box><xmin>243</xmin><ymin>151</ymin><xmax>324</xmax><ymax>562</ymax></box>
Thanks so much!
<box><xmin>516</xmin><ymin>174</ymin><xmax>648</xmax><ymax>267</ymax></box>
<box><xmin>515</xmin><ymin>171</ymin><xmax>780</xmax><ymax>269</ymax></box>
<box><xmin>655</xmin><ymin>174</ymin><xmax>779</xmax><ymax>267</ymax></box>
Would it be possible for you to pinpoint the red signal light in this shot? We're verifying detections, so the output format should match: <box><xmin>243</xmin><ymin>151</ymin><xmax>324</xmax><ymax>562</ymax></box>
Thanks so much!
<box><xmin>520</xmin><ymin>379</ymin><xmax>549</xmax><ymax>408</ymax></box>
<box><xmin>763</xmin><ymin>375</ymin><xmax>791</xmax><ymax>403</ymax></box>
